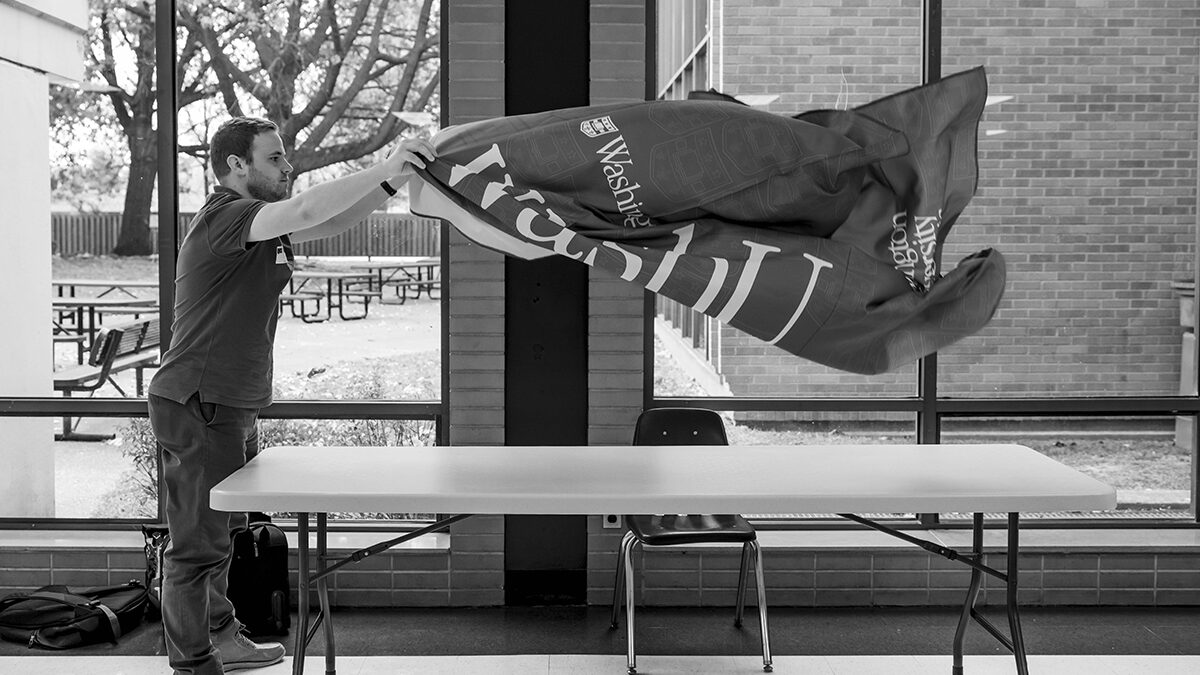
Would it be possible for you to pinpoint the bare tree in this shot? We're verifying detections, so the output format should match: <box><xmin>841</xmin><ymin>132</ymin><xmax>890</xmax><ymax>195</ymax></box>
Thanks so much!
<box><xmin>84</xmin><ymin>0</ymin><xmax>212</xmax><ymax>255</ymax></box>
<box><xmin>179</xmin><ymin>0</ymin><xmax>440</xmax><ymax>182</ymax></box>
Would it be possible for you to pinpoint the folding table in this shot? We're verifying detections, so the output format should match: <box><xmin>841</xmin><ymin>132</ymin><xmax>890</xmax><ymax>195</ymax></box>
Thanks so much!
<box><xmin>211</xmin><ymin>443</ymin><xmax>1116</xmax><ymax>675</ymax></box>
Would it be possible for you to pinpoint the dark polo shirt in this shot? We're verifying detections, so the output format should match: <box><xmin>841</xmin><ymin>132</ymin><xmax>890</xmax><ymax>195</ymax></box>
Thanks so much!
<box><xmin>148</xmin><ymin>187</ymin><xmax>294</xmax><ymax>409</ymax></box>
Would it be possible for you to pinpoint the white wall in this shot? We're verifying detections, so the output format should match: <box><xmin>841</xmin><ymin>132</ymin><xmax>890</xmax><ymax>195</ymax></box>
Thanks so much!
<box><xmin>0</xmin><ymin>1</ymin><xmax>88</xmax><ymax>517</ymax></box>
<box><xmin>0</xmin><ymin>0</ymin><xmax>88</xmax><ymax>81</ymax></box>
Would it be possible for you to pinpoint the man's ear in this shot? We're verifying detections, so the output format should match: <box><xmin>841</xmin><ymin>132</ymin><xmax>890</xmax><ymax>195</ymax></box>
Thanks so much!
<box><xmin>226</xmin><ymin>154</ymin><xmax>246</xmax><ymax>175</ymax></box>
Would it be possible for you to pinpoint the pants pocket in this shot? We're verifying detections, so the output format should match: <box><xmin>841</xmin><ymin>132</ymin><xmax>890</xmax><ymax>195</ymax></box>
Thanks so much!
<box><xmin>191</xmin><ymin>393</ymin><xmax>219</xmax><ymax>426</ymax></box>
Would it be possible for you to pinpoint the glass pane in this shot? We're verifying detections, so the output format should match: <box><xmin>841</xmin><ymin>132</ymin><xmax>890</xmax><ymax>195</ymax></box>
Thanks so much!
<box><xmin>44</xmin><ymin>0</ymin><xmax>164</xmax><ymax>384</ymax></box>
<box><xmin>272</xmin><ymin>276</ymin><xmax>441</xmax><ymax>401</ymax></box>
<box><xmin>257</xmin><ymin>419</ymin><xmax>437</xmax><ymax>522</ymax></box>
<box><xmin>170</xmin><ymin>1</ymin><xmax>443</xmax><ymax>401</ymax></box>
<box><xmin>939</xmin><ymin>0</ymin><xmax>1198</xmax><ymax>396</ymax></box>
<box><xmin>653</xmin><ymin>1</ymin><xmax>925</xmax><ymax>398</ymax></box>
<box><xmin>942</xmin><ymin>417</ymin><xmax>1193</xmax><ymax>519</ymax></box>
<box><xmin>705</xmin><ymin>409</ymin><xmax>917</xmax><ymax>521</ymax></box>
<box><xmin>0</xmin><ymin>415</ymin><xmax>152</xmax><ymax>520</ymax></box>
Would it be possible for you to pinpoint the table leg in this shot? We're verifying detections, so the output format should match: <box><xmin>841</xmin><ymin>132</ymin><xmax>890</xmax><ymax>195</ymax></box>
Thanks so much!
<box><xmin>293</xmin><ymin>513</ymin><xmax>310</xmax><ymax>675</ymax></box>
<box><xmin>87</xmin><ymin>306</ymin><xmax>98</xmax><ymax>343</ymax></box>
<box><xmin>318</xmin><ymin>512</ymin><xmax>336</xmax><ymax>675</ymax></box>
<box><xmin>952</xmin><ymin>513</ymin><xmax>985</xmax><ymax>675</ymax></box>
<box><xmin>1007</xmin><ymin>513</ymin><xmax>1029</xmax><ymax>675</ymax></box>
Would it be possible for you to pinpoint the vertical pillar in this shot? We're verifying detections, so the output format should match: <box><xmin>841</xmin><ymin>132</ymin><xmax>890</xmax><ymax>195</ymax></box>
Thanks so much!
<box><xmin>502</xmin><ymin>0</ymin><xmax>591</xmax><ymax>606</ymax></box>
<box><xmin>0</xmin><ymin>61</ymin><xmax>55</xmax><ymax>517</ymax></box>
<box><xmin>445</xmin><ymin>0</ymin><xmax>509</xmax><ymax>607</ymax></box>
<box><xmin>585</xmin><ymin>0</ymin><xmax>650</xmax><ymax>604</ymax></box>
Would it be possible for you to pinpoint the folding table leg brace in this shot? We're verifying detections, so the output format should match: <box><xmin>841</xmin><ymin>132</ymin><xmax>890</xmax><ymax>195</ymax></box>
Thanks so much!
<box><xmin>291</xmin><ymin>512</ymin><xmax>473</xmax><ymax>675</ymax></box>
<box><xmin>838</xmin><ymin>512</ymin><xmax>1029</xmax><ymax>675</ymax></box>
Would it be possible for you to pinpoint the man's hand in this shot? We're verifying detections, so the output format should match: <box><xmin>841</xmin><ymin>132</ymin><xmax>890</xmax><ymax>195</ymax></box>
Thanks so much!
<box><xmin>384</xmin><ymin>137</ymin><xmax>438</xmax><ymax>179</ymax></box>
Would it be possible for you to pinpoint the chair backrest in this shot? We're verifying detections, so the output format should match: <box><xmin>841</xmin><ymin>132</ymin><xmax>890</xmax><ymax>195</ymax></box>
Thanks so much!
<box><xmin>86</xmin><ymin>327</ymin><xmax>124</xmax><ymax>368</ymax></box>
<box><xmin>102</xmin><ymin>318</ymin><xmax>159</xmax><ymax>358</ymax></box>
<box><xmin>632</xmin><ymin>407</ymin><xmax>728</xmax><ymax>446</ymax></box>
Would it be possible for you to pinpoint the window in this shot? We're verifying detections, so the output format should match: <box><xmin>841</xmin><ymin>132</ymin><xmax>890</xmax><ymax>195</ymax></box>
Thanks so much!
<box><xmin>0</xmin><ymin>0</ymin><xmax>445</xmax><ymax>527</ymax></box>
<box><xmin>650</xmin><ymin>0</ymin><xmax>1199</xmax><ymax>524</ymax></box>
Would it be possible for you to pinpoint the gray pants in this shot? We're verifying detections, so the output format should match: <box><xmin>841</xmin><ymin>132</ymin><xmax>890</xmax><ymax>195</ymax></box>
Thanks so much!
<box><xmin>149</xmin><ymin>393</ymin><xmax>258</xmax><ymax>675</ymax></box>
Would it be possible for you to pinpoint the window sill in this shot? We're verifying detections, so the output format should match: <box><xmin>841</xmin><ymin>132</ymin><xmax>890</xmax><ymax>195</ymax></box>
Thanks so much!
<box><xmin>0</xmin><ymin>529</ymin><xmax>449</xmax><ymax>552</ymax></box>
<box><xmin>756</xmin><ymin>527</ymin><xmax>1200</xmax><ymax>552</ymax></box>
<box><xmin>0</xmin><ymin>527</ymin><xmax>1197</xmax><ymax>554</ymax></box>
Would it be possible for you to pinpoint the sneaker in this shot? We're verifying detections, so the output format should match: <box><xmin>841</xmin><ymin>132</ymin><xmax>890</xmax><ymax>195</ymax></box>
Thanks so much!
<box><xmin>212</xmin><ymin>626</ymin><xmax>285</xmax><ymax>671</ymax></box>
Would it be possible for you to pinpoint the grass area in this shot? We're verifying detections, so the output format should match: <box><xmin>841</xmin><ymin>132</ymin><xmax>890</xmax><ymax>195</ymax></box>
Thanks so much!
<box><xmin>53</xmin><ymin>253</ymin><xmax>159</xmax><ymax>279</ymax></box>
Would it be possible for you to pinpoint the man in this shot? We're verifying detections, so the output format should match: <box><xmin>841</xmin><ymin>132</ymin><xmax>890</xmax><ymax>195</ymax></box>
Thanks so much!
<box><xmin>147</xmin><ymin>116</ymin><xmax>434</xmax><ymax>674</ymax></box>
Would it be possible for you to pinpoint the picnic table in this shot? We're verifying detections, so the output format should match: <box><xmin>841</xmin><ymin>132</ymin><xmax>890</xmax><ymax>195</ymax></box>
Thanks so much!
<box><xmin>53</xmin><ymin>278</ymin><xmax>158</xmax><ymax>299</ymax></box>
<box><xmin>346</xmin><ymin>256</ymin><xmax>440</xmax><ymax>303</ymax></box>
<box><xmin>52</xmin><ymin>296</ymin><xmax>158</xmax><ymax>345</ymax></box>
<box><xmin>285</xmin><ymin>269</ymin><xmax>378</xmax><ymax>322</ymax></box>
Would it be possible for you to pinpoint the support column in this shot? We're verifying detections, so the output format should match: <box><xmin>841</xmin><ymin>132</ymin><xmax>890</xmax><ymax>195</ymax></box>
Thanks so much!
<box><xmin>0</xmin><ymin>60</ymin><xmax>56</xmax><ymax>517</ymax></box>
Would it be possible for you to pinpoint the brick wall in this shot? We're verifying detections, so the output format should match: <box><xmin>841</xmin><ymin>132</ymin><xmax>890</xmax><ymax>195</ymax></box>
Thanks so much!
<box><xmin>586</xmin><ymin>0</ymin><xmax>651</xmax><ymax>605</ymax></box>
<box><xmin>445</xmin><ymin>0</ymin><xmax>508</xmax><ymax>607</ymax></box>
<box><xmin>3</xmin><ymin>541</ymin><xmax>1198</xmax><ymax>610</ymax></box>
<box><xmin>703</xmin><ymin>0</ymin><xmax>1198</xmax><ymax>407</ymax></box>
<box><xmin>439</xmin><ymin>0</ymin><xmax>654</xmax><ymax>609</ymax></box>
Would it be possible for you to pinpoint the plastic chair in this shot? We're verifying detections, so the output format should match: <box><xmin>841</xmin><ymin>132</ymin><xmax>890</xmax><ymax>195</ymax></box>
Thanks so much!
<box><xmin>610</xmin><ymin>407</ymin><xmax>772</xmax><ymax>673</ymax></box>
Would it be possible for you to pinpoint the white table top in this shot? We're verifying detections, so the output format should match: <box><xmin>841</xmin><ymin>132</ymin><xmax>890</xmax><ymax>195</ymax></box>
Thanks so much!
<box><xmin>211</xmin><ymin>444</ymin><xmax>1117</xmax><ymax>515</ymax></box>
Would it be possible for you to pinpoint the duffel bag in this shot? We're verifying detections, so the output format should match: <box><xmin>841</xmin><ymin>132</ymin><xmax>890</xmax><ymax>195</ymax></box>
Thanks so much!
<box><xmin>0</xmin><ymin>580</ymin><xmax>149</xmax><ymax>649</ymax></box>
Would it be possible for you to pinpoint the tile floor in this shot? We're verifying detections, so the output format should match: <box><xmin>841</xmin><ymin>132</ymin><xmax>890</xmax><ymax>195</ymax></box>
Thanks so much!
<box><xmin>4</xmin><ymin>654</ymin><xmax>1200</xmax><ymax>674</ymax></box>
<box><xmin>1</xmin><ymin>606</ymin><xmax>1197</xmax><ymax>673</ymax></box>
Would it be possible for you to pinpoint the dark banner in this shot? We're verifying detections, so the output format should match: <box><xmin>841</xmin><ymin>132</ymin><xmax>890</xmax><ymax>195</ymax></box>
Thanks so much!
<box><xmin>411</xmin><ymin>67</ymin><xmax>1005</xmax><ymax>374</ymax></box>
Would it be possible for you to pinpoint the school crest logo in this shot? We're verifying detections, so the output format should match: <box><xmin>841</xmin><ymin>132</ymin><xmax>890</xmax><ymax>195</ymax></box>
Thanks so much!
<box><xmin>579</xmin><ymin>115</ymin><xmax>619</xmax><ymax>138</ymax></box>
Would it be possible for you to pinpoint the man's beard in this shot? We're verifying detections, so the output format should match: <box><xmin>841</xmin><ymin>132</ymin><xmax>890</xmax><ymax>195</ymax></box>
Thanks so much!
<box><xmin>247</xmin><ymin>167</ymin><xmax>290</xmax><ymax>202</ymax></box>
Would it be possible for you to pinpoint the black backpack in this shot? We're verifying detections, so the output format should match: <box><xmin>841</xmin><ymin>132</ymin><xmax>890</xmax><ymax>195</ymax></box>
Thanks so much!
<box><xmin>0</xmin><ymin>581</ymin><xmax>149</xmax><ymax>649</ymax></box>
<box><xmin>228</xmin><ymin>514</ymin><xmax>291</xmax><ymax>637</ymax></box>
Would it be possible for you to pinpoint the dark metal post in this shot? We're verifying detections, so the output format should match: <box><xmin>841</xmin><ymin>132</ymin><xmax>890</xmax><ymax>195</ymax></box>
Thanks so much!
<box><xmin>293</xmin><ymin>513</ymin><xmax>309</xmax><ymax>675</ymax></box>
<box><xmin>154</xmin><ymin>0</ymin><xmax>178</xmax><ymax>349</ymax></box>
<box><xmin>951</xmin><ymin>512</ymin><xmax>983</xmax><ymax>675</ymax></box>
<box><xmin>922</xmin><ymin>0</ymin><xmax>942</xmax><ymax>85</ymax></box>
<box><xmin>153</xmin><ymin>0</ymin><xmax>179</xmax><ymax>527</ymax></box>
<box><xmin>916</xmin><ymin>0</ymin><xmax>943</xmax><ymax>530</ymax></box>
<box><xmin>317</xmin><ymin>512</ymin><xmax>335</xmax><ymax>674</ymax></box>
<box><xmin>1007</xmin><ymin>513</ymin><xmax>1029</xmax><ymax>674</ymax></box>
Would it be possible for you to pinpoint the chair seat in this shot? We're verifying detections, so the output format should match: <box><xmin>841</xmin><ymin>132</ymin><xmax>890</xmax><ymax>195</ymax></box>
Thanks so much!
<box><xmin>626</xmin><ymin>514</ymin><xmax>757</xmax><ymax>546</ymax></box>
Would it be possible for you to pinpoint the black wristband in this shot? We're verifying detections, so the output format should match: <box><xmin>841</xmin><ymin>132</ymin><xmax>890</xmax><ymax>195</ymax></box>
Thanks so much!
<box><xmin>380</xmin><ymin>180</ymin><xmax>397</xmax><ymax>196</ymax></box>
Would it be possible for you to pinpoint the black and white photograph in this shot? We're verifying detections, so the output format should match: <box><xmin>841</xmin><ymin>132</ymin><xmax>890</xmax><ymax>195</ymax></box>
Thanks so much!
<box><xmin>0</xmin><ymin>1</ymin><xmax>1197</xmax><ymax>673</ymax></box>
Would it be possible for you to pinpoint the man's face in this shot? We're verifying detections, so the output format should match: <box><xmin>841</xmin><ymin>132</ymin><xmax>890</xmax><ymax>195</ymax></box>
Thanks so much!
<box><xmin>245</xmin><ymin>131</ymin><xmax>292</xmax><ymax>202</ymax></box>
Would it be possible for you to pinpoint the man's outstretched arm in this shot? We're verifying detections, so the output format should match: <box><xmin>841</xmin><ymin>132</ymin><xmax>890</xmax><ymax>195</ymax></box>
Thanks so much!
<box><xmin>289</xmin><ymin>187</ymin><xmax>394</xmax><ymax>244</ymax></box>
<box><xmin>248</xmin><ymin>138</ymin><xmax>435</xmax><ymax>243</ymax></box>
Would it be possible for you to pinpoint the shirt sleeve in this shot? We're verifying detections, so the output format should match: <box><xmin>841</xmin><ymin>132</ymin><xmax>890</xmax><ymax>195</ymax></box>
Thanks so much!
<box><xmin>205</xmin><ymin>197</ymin><xmax>267</xmax><ymax>258</ymax></box>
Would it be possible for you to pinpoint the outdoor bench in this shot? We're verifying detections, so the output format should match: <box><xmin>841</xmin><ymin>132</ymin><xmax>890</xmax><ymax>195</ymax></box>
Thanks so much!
<box><xmin>53</xmin><ymin>317</ymin><xmax>161</xmax><ymax>441</ymax></box>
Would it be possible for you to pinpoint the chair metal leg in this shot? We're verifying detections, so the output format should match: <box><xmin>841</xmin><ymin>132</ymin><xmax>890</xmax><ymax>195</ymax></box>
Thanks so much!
<box><xmin>611</xmin><ymin>530</ymin><xmax>635</xmax><ymax>628</ymax></box>
<box><xmin>734</xmin><ymin>541</ymin><xmax>752</xmax><ymax>627</ymax></box>
<box><xmin>625</xmin><ymin>537</ymin><xmax>639</xmax><ymax>674</ymax></box>
<box><xmin>751</xmin><ymin>540</ymin><xmax>773</xmax><ymax>672</ymax></box>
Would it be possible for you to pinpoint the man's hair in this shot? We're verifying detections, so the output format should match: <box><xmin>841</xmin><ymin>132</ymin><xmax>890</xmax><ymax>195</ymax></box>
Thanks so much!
<box><xmin>210</xmin><ymin>117</ymin><xmax>278</xmax><ymax>178</ymax></box>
